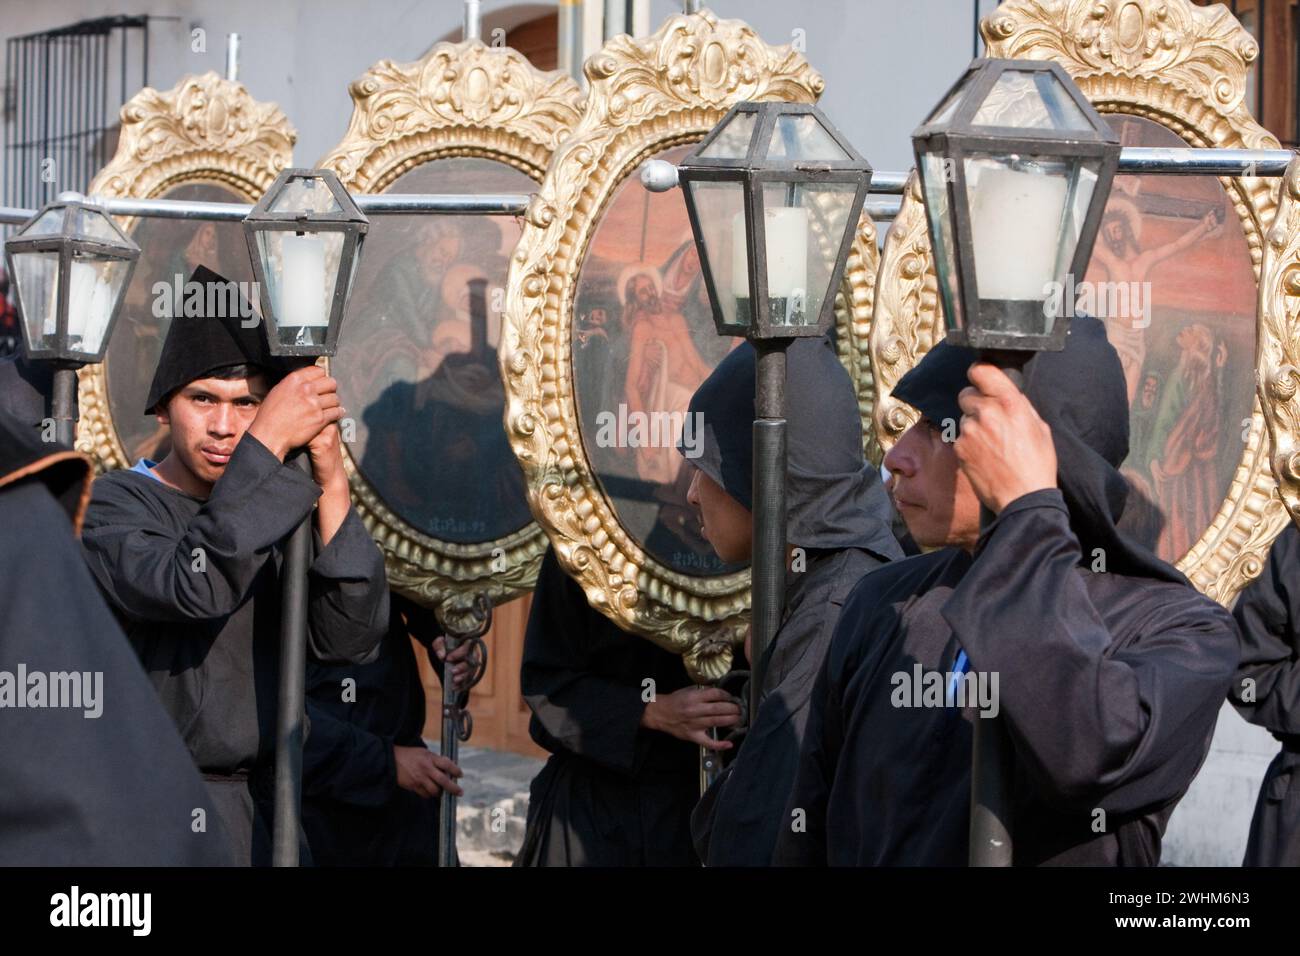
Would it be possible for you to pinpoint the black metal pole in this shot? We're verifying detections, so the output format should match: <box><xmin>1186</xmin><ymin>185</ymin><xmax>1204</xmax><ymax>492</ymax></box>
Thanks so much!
<box><xmin>438</xmin><ymin>596</ymin><xmax>491</xmax><ymax>867</ymax></box>
<box><xmin>50</xmin><ymin>363</ymin><xmax>77</xmax><ymax>447</ymax></box>
<box><xmin>749</xmin><ymin>340</ymin><xmax>788</xmax><ymax>723</ymax></box>
<box><xmin>967</xmin><ymin>350</ymin><xmax>1025</xmax><ymax>867</ymax></box>
<box><xmin>272</xmin><ymin>449</ymin><xmax>312</xmax><ymax>867</ymax></box>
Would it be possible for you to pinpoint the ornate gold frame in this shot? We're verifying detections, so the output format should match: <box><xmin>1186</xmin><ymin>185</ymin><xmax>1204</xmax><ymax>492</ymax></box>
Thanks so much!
<box><xmin>76</xmin><ymin>72</ymin><xmax>295</xmax><ymax>471</ymax></box>
<box><xmin>1259</xmin><ymin>158</ymin><xmax>1300</xmax><ymax>532</ymax></box>
<box><xmin>869</xmin><ymin>0</ymin><xmax>1288</xmax><ymax>605</ymax></box>
<box><xmin>318</xmin><ymin>40</ymin><xmax>584</xmax><ymax>618</ymax></box>
<box><xmin>500</xmin><ymin>10</ymin><xmax>827</xmax><ymax>681</ymax></box>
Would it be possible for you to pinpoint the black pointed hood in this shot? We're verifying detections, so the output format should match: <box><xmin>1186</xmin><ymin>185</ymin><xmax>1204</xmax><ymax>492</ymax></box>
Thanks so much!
<box><xmin>143</xmin><ymin>265</ymin><xmax>288</xmax><ymax>413</ymax></box>
<box><xmin>893</xmin><ymin>314</ymin><xmax>1184</xmax><ymax>584</ymax></box>
<box><xmin>680</xmin><ymin>336</ymin><xmax>901</xmax><ymax>560</ymax></box>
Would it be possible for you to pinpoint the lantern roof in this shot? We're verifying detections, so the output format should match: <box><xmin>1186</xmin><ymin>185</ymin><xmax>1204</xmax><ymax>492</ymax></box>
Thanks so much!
<box><xmin>914</xmin><ymin>58</ymin><xmax>1119</xmax><ymax>149</ymax></box>
<box><xmin>245</xmin><ymin>168</ymin><xmax>368</xmax><ymax>228</ymax></box>
<box><xmin>683</xmin><ymin>101</ymin><xmax>870</xmax><ymax>174</ymax></box>
<box><xmin>5</xmin><ymin>194</ymin><xmax>138</xmax><ymax>257</ymax></box>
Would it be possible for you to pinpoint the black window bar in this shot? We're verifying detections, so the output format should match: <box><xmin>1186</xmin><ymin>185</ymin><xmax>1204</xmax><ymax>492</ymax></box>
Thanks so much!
<box><xmin>3</xmin><ymin>15</ymin><xmax>149</xmax><ymax>228</ymax></box>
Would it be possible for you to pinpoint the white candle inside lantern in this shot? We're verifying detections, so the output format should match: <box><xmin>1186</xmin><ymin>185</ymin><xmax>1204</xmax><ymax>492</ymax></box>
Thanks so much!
<box><xmin>731</xmin><ymin>207</ymin><xmax>809</xmax><ymax>303</ymax></box>
<box><xmin>280</xmin><ymin>234</ymin><xmax>328</xmax><ymax>328</ymax></box>
<box><xmin>62</xmin><ymin>258</ymin><xmax>115</xmax><ymax>351</ymax></box>
<box><xmin>967</xmin><ymin>163</ymin><xmax>1067</xmax><ymax>301</ymax></box>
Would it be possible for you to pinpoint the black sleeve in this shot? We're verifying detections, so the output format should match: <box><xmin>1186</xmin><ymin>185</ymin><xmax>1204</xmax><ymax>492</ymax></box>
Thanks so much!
<box><xmin>519</xmin><ymin>550</ymin><xmax>654</xmax><ymax>775</ymax></box>
<box><xmin>306</xmin><ymin>507</ymin><xmax>389</xmax><ymax>664</ymax></box>
<box><xmin>80</xmin><ymin>432</ymin><xmax>320</xmax><ymax>624</ymax></box>
<box><xmin>942</xmin><ymin>490</ymin><xmax>1240</xmax><ymax>816</ymax></box>
<box><xmin>1230</xmin><ymin>527</ymin><xmax>1300</xmax><ymax>735</ymax></box>
<box><xmin>302</xmin><ymin>696</ymin><xmax>398</xmax><ymax>808</ymax></box>
<box><xmin>0</xmin><ymin>479</ymin><xmax>232</xmax><ymax>865</ymax></box>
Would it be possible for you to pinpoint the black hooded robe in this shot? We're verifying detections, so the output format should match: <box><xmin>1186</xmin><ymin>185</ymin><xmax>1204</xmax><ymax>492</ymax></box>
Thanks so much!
<box><xmin>515</xmin><ymin>547</ymin><xmax>700</xmax><ymax>866</ymax></box>
<box><xmin>80</xmin><ymin>432</ymin><xmax>389</xmax><ymax>866</ymax></box>
<box><xmin>1229</xmin><ymin>524</ymin><xmax>1300</xmax><ymax>866</ymax></box>
<box><xmin>301</xmin><ymin>593</ymin><xmax>442</xmax><ymax>866</ymax></box>
<box><xmin>0</xmin><ymin>410</ymin><xmax>232</xmax><ymax>865</ymax></box>
<box><xmin>773</xmin><ymin>317</ymin><xmax>1239</xmax><ymax>866</ymax></box>
<box><xmin>685</xmin><ymin>337</ymin><xmax>904</xmax><ymax>866</ymax></box>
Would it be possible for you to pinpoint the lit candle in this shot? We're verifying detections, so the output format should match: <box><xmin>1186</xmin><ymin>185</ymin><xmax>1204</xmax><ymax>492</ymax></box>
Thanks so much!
<box><xmin>967</xmin><ymin>162</ymin><xmax>1066</xmax><ymax>301</ymax></box>
<box><xmin>280</xmin><ymin>234</ymin><xmax>328</xmax><ymax>328</ymax></box>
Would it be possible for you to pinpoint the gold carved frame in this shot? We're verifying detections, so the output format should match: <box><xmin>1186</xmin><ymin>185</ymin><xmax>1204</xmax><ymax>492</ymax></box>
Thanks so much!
<box><xmin>318</xmin><ymin>40</ymin><xmax>585</xmax><ymax>618</ymax></box>
<box><xmin>76</xmin><ymin>72</ymin><xmax>295</xmax><ymax>472</ymax></box>
<box><xmin>501</xmin><ymin>10</ymin><xmax>831</xmax><ymax>681</ymax></box>
<box><xmin>869</xmin><ymin>0</ymin><xmax>1289</xmax><ymax>605</ymax></box>
<box><xmin>1259</xmin><ymin>159</ymin><xmax>1300</xmax><ymax>531</ymax></box>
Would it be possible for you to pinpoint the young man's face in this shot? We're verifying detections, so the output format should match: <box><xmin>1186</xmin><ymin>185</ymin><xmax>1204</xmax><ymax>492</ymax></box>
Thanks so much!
<box><xmin>156</xmin><ymin>373</ymin><xmax>269</xmax><ymax>489</ymax></box>
<box><xmin>883</xmin><ymin>417</ymin><xmax>981</xmax><ymax>551</ymax></box>
<box><xmin>686</xmin><ymin>465</ymin><xmax>752</xmax><ymax>564</ymax></box>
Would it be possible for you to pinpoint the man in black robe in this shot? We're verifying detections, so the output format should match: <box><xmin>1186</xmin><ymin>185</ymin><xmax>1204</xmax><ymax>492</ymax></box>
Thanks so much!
<box><xmin>1228</xmin><ymin>528</ymin><xmax>1300</xmax><ymax>865</ymax></box>
<box><xmin>516</xmin><ymin>546</ymin><xmax>741</xmax><ymax>866</ymax></box>
<box><xmin>80</xmin><ymin>267</ymin><xmax>389</xmax><ymax>866</ymax></box>
<box><xmin>302</xmin><ymin>592</ymin><xmax>464</xmax><ymax>866</ymax></box>
<box><xmin>774</xmin><ymin>316</ymin><xmax>1239</xmax><ymax>865</ymax></box>
<box><xmin>684</xmin><ymin>336</ymin><xmax>902</xmax><ymax>866</ymax></box>
<box><xmin>0</xmin><ymin>408</ymin><xmax>232</xmax><ymax>864</ymax></box>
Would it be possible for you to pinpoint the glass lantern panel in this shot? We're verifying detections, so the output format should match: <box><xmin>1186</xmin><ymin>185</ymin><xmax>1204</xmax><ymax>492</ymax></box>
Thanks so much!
<box><xmin>918</xmin><ymin>151</ymin><xmax>964</xmax><ymax>333</ymax></box>
<box><xmin>926</xmin><ymin>75</ymin><xmax>973</xmax><ymax>127</ymax></box>
<box><xmin>971</xmin><ymin>69</ymin><xmax>1092</xmax><ymax>132</ymax></box>
<box><xmin>766</xmin><ymin>114</ymin><xmax>852</xmax><ymax>162</ymax></box>
<box><xmin>267</xmin><ymin>176</ymin><xmax>343</xmax><ymax>216</ymax></box>
<box><xmin>74</xmin><ymin>207</ymin><xmax>127</xmax><ymax>245</ymax></box>
<box><xmin>65</xmin><ymin>252</ymin><xmax>130</xmax><ymax>356</ymax></box>
<box><xmin>758</xmin><ymin>180</ymin><xmax>857</xmax><ymax>330</ymax></box>
<box><xmin>698</xmin><ymin>111</ymin><xmax>757</xmax><ymax>160</ymax></box>
<box><xmin>254</xmin><ymin>229</ymin><xmax>345</xmax><ymax>349</ymax></box>
<box><xmin>686</xmin><ymin>179</ymin><xmax>750</xmax><ymax>330</ymax></box>
<box><xmin>11</xmin><ymin>250</ymin><xmax>60</xmax><ymax>351</ymax></box>
<box><xmin>26</xmin><ymin>207</ymin><xmax>67</xmax><ymax>237</ymax></box>
<box><xmin>962</xmin><ymin>152</ymin><xmax>1099</xmax><ymax>337</ymax></box>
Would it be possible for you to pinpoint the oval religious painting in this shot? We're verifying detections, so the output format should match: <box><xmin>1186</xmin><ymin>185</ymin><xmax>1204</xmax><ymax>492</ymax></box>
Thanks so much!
<box><xmin>1087</xmin><ymin>115</ymin><xmax>1256</xmax><ymax>564</ymax></box>
<box><xmin>334</xmin><ymin>157</ymin><xmax>534</xmax><ymax>545</ymax></box>
<box><xmin>104</xmin><ymin>181</ymin><xmax>256</xmax><ymax>464</ymax></box>
<box><xmin>572</xmin><ymin>144</ymin><xmax>744</xmax><ymax>577</ymax></box>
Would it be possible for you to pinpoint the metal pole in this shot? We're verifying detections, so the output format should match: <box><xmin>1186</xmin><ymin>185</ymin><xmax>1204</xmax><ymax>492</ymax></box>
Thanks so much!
<box><xmin>750</xmin><ymin>341</ymin><xmax>788</xmax><ymax>726</ymax></box>
<box><xmin>463</xmin><ymin>0</ymin><xmax>481</xmax><ymax>42</ymax></box>
<box><xmin>603</xmin><ymin>0</ymin><xmax>626</xmax><ymax>40</ymax></box>
<box><xmin>50</xmin><ymin>364</ymin><xmax>77</xmax><ymax>448</ymax></box>
<box><xmin>272</xmin><ymin>448</ymin><xmax>313</xmax><ymax>867</ymax></box>
<box><xmin>683</xmin><ymin>0</ymin><xmax>701</xmax><ymax>13</ymax></box>
<box><xmin>225</xmin><ymin>34</ymin><xmax>239</xmax><ymax>82</ymax></box>
<box><xmin>437</xmin><ymin>596</ymin><xmax>492</xmax><ymax>868</ymax></box>
<box><xmin>967</xmin><ymin>354</ymin><xmax>1025</xmax><ymax>867</ymax></box>
<box><xmin>558</xmin><ymin>0</ymin><xmax>583</xmax><ymax>85</ymax></box>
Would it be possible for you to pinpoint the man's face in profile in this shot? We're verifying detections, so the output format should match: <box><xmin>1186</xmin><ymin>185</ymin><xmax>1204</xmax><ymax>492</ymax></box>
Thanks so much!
<box><xmin>883</xmin><ymin>417</ymin><xmax>981</xmax><ymax>551</ymax></box>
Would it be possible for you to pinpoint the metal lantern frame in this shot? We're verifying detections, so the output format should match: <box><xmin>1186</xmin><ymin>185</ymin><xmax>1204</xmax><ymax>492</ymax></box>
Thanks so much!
<box><xmin>3</xmin><ymin>196</ymin><xmax>140</xmax><ymax>364</ymax></box>
<box><xmin>912</xmin><ymin>58</ymin><xmax>1121</xmax><ymax>352</ymax></box>
<box><xmin>678</xmin><ymin>101</ymin><xmax>873</xmax><ymax>340</ymax></box>
<box><xmin>241</xmin><ymin>167</ymin><xmax>369</xmax><ymax>358</ymax></box>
